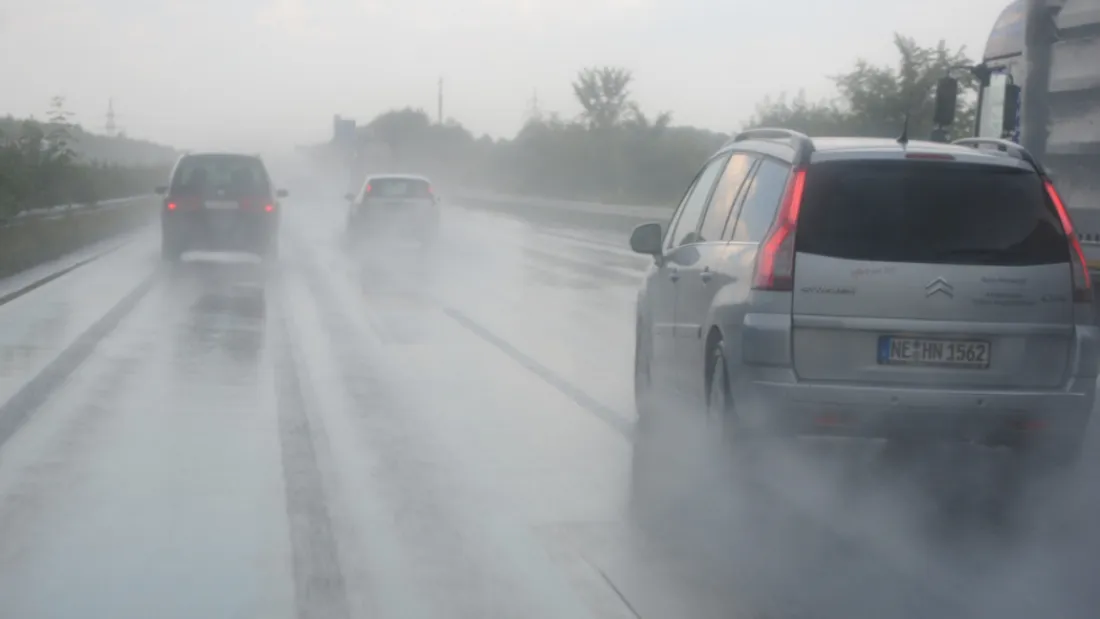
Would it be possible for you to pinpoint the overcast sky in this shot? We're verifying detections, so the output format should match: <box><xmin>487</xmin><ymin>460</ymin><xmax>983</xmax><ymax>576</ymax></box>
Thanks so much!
<box><xmin>0</xmin><ymin>0</ymin><xmax>1012</xmax><ymax>152</ymax></box>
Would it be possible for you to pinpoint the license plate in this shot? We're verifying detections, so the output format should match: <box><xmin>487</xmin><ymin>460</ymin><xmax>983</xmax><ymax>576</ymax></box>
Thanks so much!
<box><xmin>205</xmin><ymin>200</ymin><xmax>238</xmax><ymax>210</ymax></box>
<box><xmin>877</xmin><ymin>336</ymin><xmax>991</xmax><ymax>368</ymax></box>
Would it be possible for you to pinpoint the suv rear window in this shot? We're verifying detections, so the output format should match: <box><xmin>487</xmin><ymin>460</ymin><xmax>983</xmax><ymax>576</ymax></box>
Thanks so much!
<box><xmin>796</xmin><ymin>160</ymin><xmax>1069</xmax><ymax>266</ymax></box>
<box><xmin>368</xmin><ymin>178</ymin><xmax>432</xmax><ymax>199</ymax></box>
<box><xmin>170</xmin><ymin>155</ymin><xmax>270</xmax><ymax>197</ymax></box>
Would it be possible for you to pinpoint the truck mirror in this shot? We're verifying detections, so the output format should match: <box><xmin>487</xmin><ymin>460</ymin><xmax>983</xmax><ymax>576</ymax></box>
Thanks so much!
<box><xmin>1002</xmin><ymin>83</ymin><xmax>1021</xmax><ymax>133</ymax></box>
<box><xmin>933</xmin><ymin>77</ymin><xmax>959</xmax><ymax>126</ymax></box>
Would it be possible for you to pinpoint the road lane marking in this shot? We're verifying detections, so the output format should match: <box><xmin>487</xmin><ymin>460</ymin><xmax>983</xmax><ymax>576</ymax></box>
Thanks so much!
<box><xmin>273</xmin><ymin>294</ymin><xmax>353</xmax><ymax>619</ymax></box>
<box><xmin>0</xmin><ymin>237</ymin><xmax>138</xmax><ymax>308</ymax></box>
<box><xmin>0</xmin><ymin>268</ymin><xmax>158</xmax><ymax>451</ymax></box>
<box><xmin>442</xmin><ymin>307</ymin><xmax>634</xmax><ymax>442</ymax></box>
<box><xmin>586</xmin><ymin>558</ymin><xmax>644</xmax><ymax>619</ymax></box>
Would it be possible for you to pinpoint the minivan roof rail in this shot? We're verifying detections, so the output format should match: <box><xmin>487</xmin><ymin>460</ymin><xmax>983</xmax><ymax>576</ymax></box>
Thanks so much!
<box><xmin>725</xmin><ymin>127</ymin><xmax>815</xmax><ymax>165</ymax></box>
<box><xmin>951</xmin><ymin>138</ymin><xmax>1045</xmax><ymax>174</ymax></box>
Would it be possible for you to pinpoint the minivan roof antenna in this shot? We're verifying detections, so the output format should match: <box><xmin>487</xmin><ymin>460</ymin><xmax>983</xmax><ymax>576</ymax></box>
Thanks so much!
<box><xmin>897</xmin><ymin>112</ymin><xmax>910</xmax><ymax>146</ymax></box>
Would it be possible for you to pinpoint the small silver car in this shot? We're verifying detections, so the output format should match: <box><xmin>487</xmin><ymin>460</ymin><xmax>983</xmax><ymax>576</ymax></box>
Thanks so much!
<box><xmin>345</xmin><ymin>174</ymin><xmax>441</xmax><ymax>245</ymax></box>
<box><xmin>630</xmin><ymin>129</ymin><xmax>1098</xmax><ymax>474</ymax></box>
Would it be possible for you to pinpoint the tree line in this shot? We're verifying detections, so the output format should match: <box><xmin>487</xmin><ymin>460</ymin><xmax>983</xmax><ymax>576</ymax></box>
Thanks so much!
<box><xmin>0</xmin><ymin>98</ymin><xmax>176</xmax><ymax>221</ymax></box>
<box><xmin>311</xmin><ymin>33</ymin><xmax>980</xmax><ymax>206</ymax></box>
<box><xmin>0</xmin><ymin>32</ymin><xmax>982</xmax><ymax>218</ymax></box>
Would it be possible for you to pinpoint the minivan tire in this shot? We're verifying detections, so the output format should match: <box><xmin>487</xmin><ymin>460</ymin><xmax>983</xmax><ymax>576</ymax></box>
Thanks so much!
<box><xmin>261</xmin><ymin>238</ymin><xmax>278</xmax><ymax>262</ymax></box>
<box><xmin>161</xmin><ymin>237</ymin><xmax>182</xmax><ymax>262</ymax></box>
<box><xmin>706</xmin><ymin>340</ymin><xmax>741</xmax><ymax>447</ymax></box>
<box><xmin>630</xmin><ymin>318</ymin><xmax>672</xmax><ymax>515</ymax></box>
<box><xmin>634</xmin><ymin>319</ymin><xmax>655</xmax><ymax>419</ymax></box>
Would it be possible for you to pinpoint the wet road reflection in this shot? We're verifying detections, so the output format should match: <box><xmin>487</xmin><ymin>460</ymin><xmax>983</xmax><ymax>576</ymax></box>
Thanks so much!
<box><xmin>166</xmin><ymin>258</ymin><xmax>269</xmax><ymax>368</ymax></box>
<box><xmin>0</xmin><ymin>200</ymin><xmax>1096</xmax><ymax>619</ymax></box>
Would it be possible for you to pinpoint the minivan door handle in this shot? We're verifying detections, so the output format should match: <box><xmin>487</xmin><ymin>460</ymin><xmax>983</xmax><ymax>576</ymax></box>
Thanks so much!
<box><xmin>700</xmin><ymin>267</ymin><xmax>713</xmax><ymax>283</ymax></box>
<box><xmin>669</xmin><ymin>268</ymin><xmax>680</xmax><ymax>282</ymax></box>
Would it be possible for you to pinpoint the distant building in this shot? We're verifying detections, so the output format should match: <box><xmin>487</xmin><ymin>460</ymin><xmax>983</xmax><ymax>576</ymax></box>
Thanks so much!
<box><xmin>332</xmin><ymin>115</ymin><xmax>356</xmax><ymax>145</ymax></box>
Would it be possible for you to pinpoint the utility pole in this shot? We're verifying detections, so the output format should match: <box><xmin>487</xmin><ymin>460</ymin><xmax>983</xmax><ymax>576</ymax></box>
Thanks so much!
<box><xmin>1022</xmin><ymin>0</ymin><xmax>1055</xmax><ymax>161</ymax></box>
<box><xmin>105</xmin><ymin>97</ymin><xmax>117</xmax><ymax>137</ymax></box>
<box><xmin>437</xmin><ymin>77</ymin><xmax>443</xmax><ymax>125</ymax></box>
<box><xmin>524</xmin><ymin>89</ymin><xmax>542</xmax><ymax>124</ymax></box>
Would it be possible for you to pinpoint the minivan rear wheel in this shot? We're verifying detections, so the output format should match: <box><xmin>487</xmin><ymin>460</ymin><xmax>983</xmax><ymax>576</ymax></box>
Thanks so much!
<box><xmin>260</xmin><ymin>236</ymin><xmax>278</xmax><ymax>262</ymax></box>
<box><xmin>706</xmin><ymin>339</ymin><xmax>772</xmax><ymax>472</ymax></box>
<box><xmin>630</xmin><ymin>318</ymin><xmax>675</xmax><ymax>517</ymax></box>
<box><xmin>633</xmin><ymin>319</ymin><xmax>654</xmax><ymax>420</ymax></box>
<box><xmin>161</xmin><ymin>236</ymin><xmax>182</xmax><ymax>262</ymax></box>
<box><xmin>706</xmin><ymin>341</ymin><xmax>739</xmax><ymax>446</ymax></box>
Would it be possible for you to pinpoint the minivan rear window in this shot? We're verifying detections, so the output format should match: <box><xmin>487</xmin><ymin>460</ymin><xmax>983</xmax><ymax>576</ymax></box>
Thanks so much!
<box><xmin>171</xmin><ymin>155</ymin><xmax>270</xmax><ymax>198</ymax></box>
<box><xmin>796</xmin><ymin>160</ymin><xmax>1069</xmax><ymax>266</ymax></box>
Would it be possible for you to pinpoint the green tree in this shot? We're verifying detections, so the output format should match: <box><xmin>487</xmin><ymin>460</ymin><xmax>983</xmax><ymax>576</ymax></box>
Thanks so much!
<box><xmin>572</xmin><ymin>66</ymin><xmax>634</xmax><ymax>131</ymax></box>
<box><xmin>747</xmin><ymin>91</ymin><xmax>852</xmax><ymax>136</ymax></box>
<box><xmin>364</xmin><ymin>107</ymin><xmax>433</xmax><ymax>164</ymax></box>
<box><xmin>747</xmin><ymin>34</ymin><xmax>978</xmax><ymax>141</ymax></box>
<box><xmin>302</xmin><ymin>33</ymin><xmax>980</xmax><ymax>208</ymax></box>
<box><xmin>835</xmin><ymin>34</ymin><xmax>978</xmax><ymax>140</ymax></box>
<box><xmin>0</xmin><ymin>114</ymin><xmax>172</xmax><ymax>219</ymax></box>
<box><xmin>45</xmin><ymin>95</ymin><xmax>77</xmax><ymax>165</ymax></box>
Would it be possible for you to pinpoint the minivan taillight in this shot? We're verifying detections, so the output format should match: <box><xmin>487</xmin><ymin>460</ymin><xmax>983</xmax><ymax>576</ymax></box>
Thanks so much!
<box><xmin>165</xmin><ymin>196</ymin><xmax>198</xmax><ymax>211</ymax></box>
<box><xmin>1044</xmin><ymin>179</ymin><xmax>1093</xmax><ymax>303</ymax></box>
<box><xmin>752</xmin><ymin>167</ymin><xmax>807</xmax><ymax>291</ymax></box>
<box><xmin>238</xmin><ymin>196</ymin><xmax>276</xmax><ymax>212</ymax></box>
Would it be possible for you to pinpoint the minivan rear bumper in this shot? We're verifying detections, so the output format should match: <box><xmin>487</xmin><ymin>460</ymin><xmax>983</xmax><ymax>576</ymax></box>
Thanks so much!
<box><xmin>739</xmin><ymin>368</ymin><xmax>1095</xmax><ymax>445</ymax></box>
<box><xmin>163</xmin><ymin>211</ymin><xmax>277</xmax><ymax>253</ymax></box>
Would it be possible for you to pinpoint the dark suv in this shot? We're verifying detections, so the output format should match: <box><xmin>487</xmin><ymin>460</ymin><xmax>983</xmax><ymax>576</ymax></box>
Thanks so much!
<box><xmin>157</xmin><ymin>153</ymin><xmax>286</xmax><ymax>261</ymax></box>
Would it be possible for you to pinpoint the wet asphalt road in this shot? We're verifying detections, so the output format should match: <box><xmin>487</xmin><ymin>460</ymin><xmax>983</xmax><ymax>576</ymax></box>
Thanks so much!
<box><xmin>0</xmin><ymin>196</ymin><xmax>1098</xmax><ymax>619</ymax></box>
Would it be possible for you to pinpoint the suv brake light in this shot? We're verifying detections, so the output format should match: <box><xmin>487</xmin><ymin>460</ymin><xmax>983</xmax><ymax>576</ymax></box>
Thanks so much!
<box><xmin>1044</xmin><ymin>179</ymin><xmax>1092</xmax><ymax>303</ymax></box>
<box><xmin>752</xmin><ymin>167</ymin><xmax>807</xmax><ymax>290</ymax></box>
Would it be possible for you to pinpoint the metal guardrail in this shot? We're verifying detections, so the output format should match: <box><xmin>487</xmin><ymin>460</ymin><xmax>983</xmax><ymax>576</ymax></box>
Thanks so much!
<box><xmin>0</xmin><ymin>195</ymin><xmax>155</xmax><ymax>230</ymax></box>
<box><xmin>13</xmin><ymin>195</ymin><xmax>152</xmax><ymax>220</ymax></box>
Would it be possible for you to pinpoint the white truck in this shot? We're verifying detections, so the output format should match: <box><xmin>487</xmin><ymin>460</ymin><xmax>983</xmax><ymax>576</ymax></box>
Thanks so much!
<box><xmin>935</xmin><ymin>0</ymin><xmax>1100</xmax><ymax>263</ymax></box>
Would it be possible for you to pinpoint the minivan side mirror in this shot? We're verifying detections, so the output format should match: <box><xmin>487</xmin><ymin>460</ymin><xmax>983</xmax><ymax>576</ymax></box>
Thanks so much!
<box><xmin>155</xmin><ymin>186</ymin><xmax>168</xmax><ymax>195</ymax></box>
<box><xmin>344</xmin><ymin>193</ymin><xmax>356</xmax><ymax>202</ymax></box>
<box><xmin>630</xmin><ymin>222</ymin><xmax>664</xmax><ymax>256</ymax></box>
<box><xmin>276</xmin><ymin>189</ymin><xmax>289</xmax><ymax>199</ymax></box>
<box><xmin>933</xmin><ymin>77</ymin><xmax>959</xmax><ymax>127</ymax></box>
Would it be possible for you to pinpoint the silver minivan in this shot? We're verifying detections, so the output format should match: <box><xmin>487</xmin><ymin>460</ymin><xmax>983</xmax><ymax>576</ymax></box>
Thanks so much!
<box><xmin>630</xmin><ymin>129</ymin><xmax>1098</xmax><ymax>474</ymax></box>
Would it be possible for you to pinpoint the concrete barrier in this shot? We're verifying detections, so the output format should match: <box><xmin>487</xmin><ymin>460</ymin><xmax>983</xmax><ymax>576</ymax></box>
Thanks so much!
<box><xmin>0</xmin><ymin>196</ymin><xmax>158</xmax><ymax>278</ymax></box>
<box><xmin>12</xmin><ymin>195</ymin><xmax>152</xmax><ymax>221</ymax></box>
